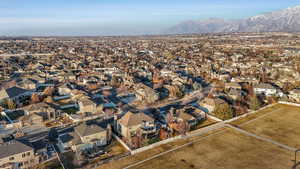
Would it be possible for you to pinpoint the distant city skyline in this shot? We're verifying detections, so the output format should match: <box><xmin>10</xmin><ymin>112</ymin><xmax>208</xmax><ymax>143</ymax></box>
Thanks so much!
<box><xmin>1</xmin><ymin>0</ymin><xmax>300</xmax><ymax>36</ymax></box>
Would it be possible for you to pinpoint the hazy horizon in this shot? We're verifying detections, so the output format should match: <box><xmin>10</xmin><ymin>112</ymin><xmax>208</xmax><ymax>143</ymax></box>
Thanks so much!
<box><xmin>1</xmin><ymin>0</ymin><xmax>300</xmax><ymax>36</ymax></box>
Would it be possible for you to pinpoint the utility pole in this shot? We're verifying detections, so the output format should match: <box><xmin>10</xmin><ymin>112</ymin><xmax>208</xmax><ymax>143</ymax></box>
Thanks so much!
<box><xmin>293</xmin><ymin>149</ymin><xmax>300</xmax><ymax>169</ymax></box>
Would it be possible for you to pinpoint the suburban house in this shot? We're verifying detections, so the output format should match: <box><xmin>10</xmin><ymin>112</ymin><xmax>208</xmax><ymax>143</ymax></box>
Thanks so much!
<box><xmin>74</xmin><ymin>123</ymin><xmax>108</xmax><ymax>147</ymax></box>
<box><xmin>175</xmin><ymin>111</ymin><xmax>198</xmax><ymax>128</ymax></box>
<box><xmin>199</xmin><ymin>97</ymin><xmax>227</xmax><ymax>113</ymax></box>
<box><xmin>181</xmin><ymin>106</ymin><xmax>207</xmax><ymax>120</ymax></box>
<box><xmin>70</xmin><ymin>89</ymin><xmax>85</xmax><ymax>100</ymax></box>
<box><xmin>0</xmin><ymin>110</ymin><xmax>23</xmax><ymax>129</ymax></box>
<box><xmin>289</xmin><ymin>88</ymin><xmax>300</xmax><ymax>102</ymax></box>
<box><xmin>225</xmin><ymin>82</ymin><xmax>242</xmax><ymax>90</ymax></box>
<box><xmin>22</xmin><ymin>102</ymin><xmax>57</xmax><ymax>121</ymax></box>
<box><xmin>57</xmin><ymin>84</ymin><xmax>72</xmax><ymax>95</ymax></box>
<box><xmin>134</xmin><ymin>83</ymin><xmax>159</xmax><ymax>104</ymax></box>
<box><xmin>19</xmin><ymin>113</ymin><xmax>44</xmax><ymax>127</ymax></box>
<box><xmin>254</xmin><ymin>83</ymin><xmax>283</xmax><ymax>97</ymax></box>
<box><xmin>172</xmin><ymin>76</ymin><xmax>187</xmax><ymax>86</ymax></box>
<box><xmin>57</xmin><ymin>133</ymin><xmax>74</xmax><ymax>152</ymax></box>
<box><xmin>0</xmin><ymin>86</ymin><xmax>32</xmax><ymax>106</ymax></box>
<box><xmin>63</xmin><ymin>72</ymin><xmax>77</xmax><ymax>81</ymax></box>
<box><xmin>167</xmin><ymin>106</ymin><xmax>206</xmax><ymax>129</ymax></box>
<box><xmin>0</xmin><ymin>140</ymin><xmax>38</xmax><ymax>169</ymax></box>
<box><xmin>16</xmin><ymin>78</ymin><xmax>37</xmax><ymax>90</ymax></box>
<box><xmin>58</xmin><ymin>123</ymin><xmax>108</xmax><ymax>152</ymax></box>
<box><xmin>23</xmin><ymin>139</ymin><xmax>49</xmax><ymax>163</ymax></box>
<box><xmin>117</xmin><ymin>111</ymin><xmax>156</xmax><ymax>139</ymax></box>
<box><xmin>227</xmin><ymin>88</ymin><xmax>245</xmax><ymax>100</ymax></box>
<box><xmin>78</xmin><ymin>98</ymin><xmax>103</xmax><ymax>115</ymax></box>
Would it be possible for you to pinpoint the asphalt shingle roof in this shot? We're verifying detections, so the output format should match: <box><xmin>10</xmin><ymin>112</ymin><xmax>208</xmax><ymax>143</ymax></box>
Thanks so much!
<box><xmin>0</xmin><ymin>140</ymin><xmax>33</xmax><ymax>159</ymax></box>
<box><xmin>5</xmin><ymin>86</ymin><xmax>30</xmax><ymax>98</ymax></box>
<box><xmin>75</xmin><ymin>123</ymin><xmax>105</xmax><ymax>137</ymax></box>
<box><xmin>119</xmin><ymin>111</ymin><xmax>154</xmax><ymax>127</ymax></box>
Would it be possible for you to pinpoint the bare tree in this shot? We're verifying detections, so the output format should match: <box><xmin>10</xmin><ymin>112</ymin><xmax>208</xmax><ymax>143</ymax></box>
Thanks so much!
<box><xmin>107</xmin><ymin>124</ymin><xmax>112</xmax><ymax>143</ymax></box>
<box><xmin>43</xmin><ymin>86</ymin><xmax>55</xmax><ymax>96</ymax></box>
<box><xmin>6</xmin><ymin>99</ymin><xmax>16</xmax><ymax>110</ymax></box>
<box><xmin>31</xmin><ymin>93</ymin><xmax>40</xmax><ymax>104</ymax></box>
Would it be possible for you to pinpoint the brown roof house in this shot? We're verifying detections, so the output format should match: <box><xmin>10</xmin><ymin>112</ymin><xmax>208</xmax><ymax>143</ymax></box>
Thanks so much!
<box><xmin>22</xmin><ymin>102</ymin><xmax>57</xmax><ymax>121</ymax></box>
<box><xmin>175</xmin><ymin>111</ymin><xmax>198</xmax><ymax>128</ymax></box>
<box><xmin>169</xmin><ymin>106</ymin><xmax>206</xmax><ymax>130</ymax></box>
<box><xmin>117</xmin><ymin>111</ymin><xmax>156</xmax><ymax>140</ymax></box>
<box><xmin>78</xmin><ymin>97</ymin><xmax>103</xmax><ymax>115</ymax></box>
<box><xmin>134</xmin><ymin>83</ymin><xmax>159</xmax><ymax>104</ymax></box>
<box><xmin>199</xmin><ymin>97</ymin><xmax>227</xmax><ymax>113</ymax></box>
<box><xmin>19</xmin><ymin>113</ymin><xmax>44</xmax><ymax>127</ymax></box>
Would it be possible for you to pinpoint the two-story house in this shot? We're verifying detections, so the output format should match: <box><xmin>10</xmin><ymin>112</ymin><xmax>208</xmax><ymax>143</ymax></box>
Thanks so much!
<box><xmin>254</xmin><ymin>83</ymin><xmax>283</xmax><ymax>97</ymax></box>
<box><xmin>0</xmin><ymin>141</ymin><xmax>38</xmax><ymax>169</ymax></box>
<box><xmin>199</xmin><ymin>97</ymin><xmax>227</xmax><ymax>113</ymax></box>
<box><xmin>57</xmin><ymin>123</ymin><xmax>108</xmax><ymax>152</ymax></box>
<box><xmin>0</xmin><ymin>86</ymin><xmax>33</xmax><ymax>107</ymax></box>
<box><xmin>117</xmin><ymin>111</ymin><xmax>156</xmax><ymax>139</ymax></box>
<box><xmin>78</xmin><ymin>98</ymin><xmax>102</xmax><ymax>115</ymax></box>
<box><xmin>22</xmin><ymin>102</ymin><xmax>57</xmax><ymax>121</ymax></box>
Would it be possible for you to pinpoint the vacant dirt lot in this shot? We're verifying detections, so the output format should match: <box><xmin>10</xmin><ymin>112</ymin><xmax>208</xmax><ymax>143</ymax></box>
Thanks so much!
<box><xmin>128</xmin><ymin>128</ymin><xmax>293</xmax><ymax>169</ymax></box>
<box><xmin>237</xmin><ymin>104</ymin><xmax>300</xmax><ymax>148</ymax></box>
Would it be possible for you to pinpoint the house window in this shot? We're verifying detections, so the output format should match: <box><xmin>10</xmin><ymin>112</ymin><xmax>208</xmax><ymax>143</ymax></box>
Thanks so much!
<box><xmin>22</xmin><ymin>153</ymin><xmax>26</xmax><ymax>158</ymax></box>
<box><xmin>9</xmin><ymin>157</ymin><xmax>14</xmax><ymax>160</ymax></box>
<box><xmin>26</xmin><ymin>152</ymin><xmax>30</xmax><ymax>156</ymax></box>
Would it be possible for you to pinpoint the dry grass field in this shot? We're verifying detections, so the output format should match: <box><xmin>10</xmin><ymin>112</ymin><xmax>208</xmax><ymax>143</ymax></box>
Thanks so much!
<box><xmin>127</xmin><ymin>128</ymin><xmax>293</xmax><ymax>169</ymax></box>
<box><xmin>230</xmin><ymin>103</ymin><xmax>287</xmax><ymax>125</ymax></box>
<box><xmin>98</xmin><ymin>129</ymin><xmax>224</xmax><ymax>169</ymax></box>
<box><xmin>98</xmin><ymin>128</ymin><xmax>295</xmax><ymax>169</ymax></box>
<box><xmin>236</xmin><ymin>104</ymin><xmax>300</xmax><ymax>148</ymax></box>
<box><xmin>97</xmin><ymin>103</ymin><xmax>300</xmax><ymax>169</ymax></box>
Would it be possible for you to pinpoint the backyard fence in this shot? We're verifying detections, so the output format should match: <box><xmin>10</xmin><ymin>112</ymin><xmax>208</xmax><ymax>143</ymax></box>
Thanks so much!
<box><xmin>278</xmin><ymin>101</ymin><xmax>300</xmax><ymax>107</ymax></box>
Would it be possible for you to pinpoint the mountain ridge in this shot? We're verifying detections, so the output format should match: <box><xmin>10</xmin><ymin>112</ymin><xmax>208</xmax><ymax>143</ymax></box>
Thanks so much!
<box><xmin>166</xmin><ymin>5</ymin><xmax>300</xmax><ymax>34</ymax></box>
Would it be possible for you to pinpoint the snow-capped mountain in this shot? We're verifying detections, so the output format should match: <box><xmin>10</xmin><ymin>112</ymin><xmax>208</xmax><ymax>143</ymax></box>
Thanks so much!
<box><xmin>166</xmin><ymin>5</ymin><xmax>300</xmax><ymax>34</ymax></box>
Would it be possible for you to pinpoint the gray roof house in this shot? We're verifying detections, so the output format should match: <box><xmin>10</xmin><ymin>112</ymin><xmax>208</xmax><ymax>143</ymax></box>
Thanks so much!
<box><xmin>57</xmin><ymin>123</ymin><xmax>108</xmax><ymax>152</ymax></box>
<box><xmin>0</xmin><ymin>140</ymin><xmax>38</xmax><ymax>169</ymax></box>
<box><xmin>0</xmin><ymin>86</ymin><xmax>32</xmax><ymax>105</ymax></box>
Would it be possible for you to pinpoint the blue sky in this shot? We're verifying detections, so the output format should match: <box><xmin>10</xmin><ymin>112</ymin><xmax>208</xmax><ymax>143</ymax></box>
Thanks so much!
<box><xmin>0</xmin><ymin>0</ymin><xmax>300</xmax><ymax>36</ymax></box>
